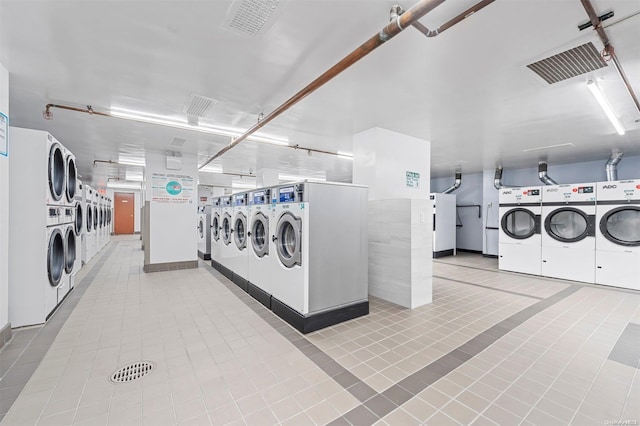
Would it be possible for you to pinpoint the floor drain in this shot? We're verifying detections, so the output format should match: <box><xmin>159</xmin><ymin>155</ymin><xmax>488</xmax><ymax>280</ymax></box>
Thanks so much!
<box><xmin>109</xmin><ymin>361</ymin><xmax>155</xmax><ymax>383</ymax></box>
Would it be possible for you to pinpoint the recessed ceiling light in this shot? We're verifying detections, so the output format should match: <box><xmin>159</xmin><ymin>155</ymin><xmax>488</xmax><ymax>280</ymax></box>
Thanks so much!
<box><xmin>522</xmin><ymin>143</ymin><xmax>575</xmax><ymax>152</ymax></box>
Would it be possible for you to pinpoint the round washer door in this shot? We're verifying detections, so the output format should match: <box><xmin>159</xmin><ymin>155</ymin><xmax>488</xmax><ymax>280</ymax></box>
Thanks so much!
<box><xmin>48</xmin><ymin>143</ymin><xmax>65</xmax><ymax>202</ymax></box>
<box><xmin>66</xmin><ymin>156</ymin><xmax>77</xmax><ymax>202</ymax></box>
<box><xmin>75</xmin><ymin>202</ymin><xmax>83</xmax><ymax>236</ymax></box>
<box><xmin>501</xmin><ymin>208</ymin><xmax>539</xmax><ymax>240</ymax></box>
<box><xmin>86</xmin><ymin>204</ymin><xmax>93</xmax><ymax>234</ymax></box>
<box><xmin>212</xmin><ymin>213</ymin><xmax>220</xmax><ymax>241</ymax></box>
<box><xmin>198</xmin><ymin>217</ymin><xmax>204</xmax><ymax>239</ymax></box>
<box><xmin>222</xmin><ymin>213</ymin><xmax>232</xmax><ymax>245</ymax></box>
<box><xmin>234</xmin><ymin>213</ymin><xmax>247</xmax><ymax>250</ymax></box>
<box><xmin>93</xmin><ymin>206</ymin><xmax>98</xmax><ymax>230</ymax></box>
<box><xmin>48</xmin><ymin>228</ymin><xmax>65</xmax><ymax>286</ymax></box>
<box><xmin>64</xmin><ymin>227</ymin><xmax>76</xmax><ymax>273</ymax></box>
<box><xmin>250</xmin><ymin>212</ymin><xmax>269</xmax><ymax>258</ymax></box>
<box><xmin>544</xmin><ymin>207</ymin><xmax>592</xmax><ymax>243</ymax></box>
<box><xmin>600</xmin><ymin>206</ymin><xmax>640</xmax><ymax>247</ymax></box>
<box><xmin>275</xmin><ymin>212</ymin><xmax>302</xmax><ymax>268</ymax></box>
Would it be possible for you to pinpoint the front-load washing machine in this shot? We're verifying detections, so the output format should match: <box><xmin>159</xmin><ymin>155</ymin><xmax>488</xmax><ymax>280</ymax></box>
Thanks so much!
<box><xmin>499</xmin><ymin>186</ymin><xmax>542</xmax><ymax>275</ymax></box>
<box><xmin>83</xmin><ymin>185</ymin><xmax>95</xmax><ymax>263</ymax></box>
<box><xmin>211</xmin><ymin>197</ymin><xmax>222</xmax><ymax>270</ymax></box>
<box><xmin>64</xmin><ymin>147</ymin><xmax>77</xmax><ymax>207</ymax></box>
<box><xmin>217</xmin><ymin>196</ymin><xmax>234</xmax><ymax>279</ymax></box>
<box><xmin>595</xmin><ymin>179</ymin><xmax>640</xmax><ymax>290</ymax></box>
<box><xmin>73</xmin><ymin>186</ymin><xmax>84</xmax><ymax>275</ymax></box>
<box><xmin>229</xmin><ymin>192</ymin><xmax>249</xmax><ymax>291</ymax></box>
<box><xmin>269</xmin><ymin>182</ymin><xmax>369</xmax><ymax>333</ymax></box>
<box><xmin>8</xmin><ymin>127</ymin><xmax>76</xmax><ymax>327</ymax></box>
<box><xmin>197</xmin><ymin>205</ymin><xmax>212</xmax><ymax>260</ymax></box>
<box><xmin>541</xmin><ymin>183</ymin><xmax>596</xmax><ymax>283</ymax></box>
<box><xmin>92</xmin><ymin>195</ymin><xmax>99</xmax><ymax>254</ymax></box>
<box><xmin>247</xmin><ymin>188</ymin><xmax>273</xmax><ymax>308</ymax></box>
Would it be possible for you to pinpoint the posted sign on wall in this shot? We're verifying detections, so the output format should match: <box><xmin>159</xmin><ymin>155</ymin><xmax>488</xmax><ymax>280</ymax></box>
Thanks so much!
<box><xmin>151</xmin><ymin>173</ymin><xmax>195</xmax><ymax>204</ymax></box>
<box><xmin>0</xmin><ymin>112</ymin><xmax>7</xmax><ymax>156</ymax></box>
<box><xmin>406</xmin><ymin>171</ymin><xmax>420</xmax><ymax>188</ymax></box>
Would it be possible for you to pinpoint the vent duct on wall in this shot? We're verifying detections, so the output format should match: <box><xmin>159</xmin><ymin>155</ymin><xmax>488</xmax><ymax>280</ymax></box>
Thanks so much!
<box><xmin>538</xmin><ymin>162</ymin><xmax>558</xmax><ymax>185</ymax></box>
<box><xmin>442</xmin><ymin>171</ymin><xmax>462</xmax><ymax>194</ymax></box>
<box><xmin>605</xmin><ymin>152</ymin><xmax>623</xmax><ymax>181</ymax></box>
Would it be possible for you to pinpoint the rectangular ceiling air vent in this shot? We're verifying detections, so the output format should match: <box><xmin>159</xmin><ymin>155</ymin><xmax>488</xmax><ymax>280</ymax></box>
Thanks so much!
<box><xmin>224</xmin><ymin>0</ymin><xmax>282</xmax><ymax>36</ymax></box>
<box><xmin>526</xmin><ymin>42</ymin><xmax>607</xmax><ymax>84</ymax></box>
<box><xmin>169</xmin><ymin>137</ymin><xmax>187</xmax><ymax>148</ymax></box>
<box><xmin>183</xmin><ymin>94</ymin><xmax>217</xmax><ymax>117</ymax></box>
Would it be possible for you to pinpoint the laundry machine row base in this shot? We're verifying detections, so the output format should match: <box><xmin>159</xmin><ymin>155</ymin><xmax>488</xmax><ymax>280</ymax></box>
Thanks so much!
<box><xmin>271</xmin><ymin>298</ymin><xmax>369</xmax><ymax>334</ymax></box>
<box><xmin>198</xmin><ymin>250</ymin><xmax>211</xmax><ymax>261</ymax></box>
<box><xmin>231</xmin><ymin>274</ymin><xmax>249</xmax><ymax>293</ymax></box>
<box><xmin>248</xmin><ymin>282</ymin><xmax>272</xmax><ymax>309</ymax></box>
<box><xmin>433</xmin><ymin>249</ymin><xmax>455</xmax><ymax>258</ymax></box>
<box><xmin>211</xmin><ymin>259</ymin><xmax>221</xmax><ymax>272</ymax></box>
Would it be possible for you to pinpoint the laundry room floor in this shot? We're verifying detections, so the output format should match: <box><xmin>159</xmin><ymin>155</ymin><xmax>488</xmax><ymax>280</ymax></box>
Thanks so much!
<box><xmin>1</xmin><ymin>235</ymin><xmax>638</xmax><ymax>425</ymax></box>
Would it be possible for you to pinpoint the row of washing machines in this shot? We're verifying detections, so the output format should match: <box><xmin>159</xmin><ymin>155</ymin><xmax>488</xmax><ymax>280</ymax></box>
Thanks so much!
<box><xmin>7</xmin><ymin>127</ymin><xmax>111</xmax><ymax>328</ymax></box>
<box><xmin>80</xmin><ymin>184</ymin><xmax>112</xmax><ymax>265</ymax></box>
<box><xmin>200</xmin><ymin>181</ymin><xmax>369</xmax><ymax>333</ymax></box>
<box><xmin>498</xmin><ymin>179</ymin><xmax>640</xmax><ymax>291</ymax></box>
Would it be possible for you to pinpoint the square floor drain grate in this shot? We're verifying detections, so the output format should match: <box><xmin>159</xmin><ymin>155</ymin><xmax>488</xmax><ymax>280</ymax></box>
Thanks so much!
<box><xmin>109</xmin><ymin>361</ymin><xmax>155</xmax><ymax>383</ymax></box>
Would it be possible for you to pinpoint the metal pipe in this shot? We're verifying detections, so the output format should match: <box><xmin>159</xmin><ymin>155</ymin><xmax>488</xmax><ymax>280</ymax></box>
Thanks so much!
<box><xmin>580</xmin><ymin>0</ymin><xmax>640</xmax><ymax>113</ymax></box>
<box><xmin>398</xmin><ymin>0</ymin><xmax>496</xmax><ymax>38</ymax></box>
<box><xmin>605</xmin><ymin>152</ymin><xmax>623</xmax><ymax>181</ymax></box>
<box><xmin>493</xmin><ymin>166</ymin><xmax>513</xmax><ymax>189</ymax></box>
<box><xmin>537</xmin><ymin>162</ymin><xmax>558</xmax><ymax>185</ymax></box>
<box><xmin>200</xmin><ymin>0</ymin><xmax>447</xmax><ymax>169</ymax></box>
<box><xmin>442</xmin><ymin>171</ymin><xmax>462</xmax><ymax>194</ymax></box>
<box><xmin>93</xmin><ymin>159</ymin><xmax>118</xmax><ymax>167</ymax></box>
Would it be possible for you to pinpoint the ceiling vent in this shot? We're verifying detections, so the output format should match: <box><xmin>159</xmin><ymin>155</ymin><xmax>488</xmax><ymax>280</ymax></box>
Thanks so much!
<box><xmin>526</xmin><ymin>42</ymin><xmax>607</xmax><ymax>84</ymax></box>
<box><xmin>169</xmin><ymin>137</ymin><xmax>187</xmax><ymax>148</ymax></box>
<box><xmin>223</xmin><ymin>0</ymin><xmax>283</xmax><ymax>37</ymax></box>
<box><xmin>183</xmin><ymin>94</ymin><xmax>217</xmax><ymax>117</ymax></box>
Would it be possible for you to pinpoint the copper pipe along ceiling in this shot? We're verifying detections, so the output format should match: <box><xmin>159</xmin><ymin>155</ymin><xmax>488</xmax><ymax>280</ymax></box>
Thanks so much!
<box><xmin>394</xmin><ymin>0</ymin><xmax>496</xmax><ymax>37</ymax></box>
<box><xmin>580</xmin><ymin>0</ymin><xmax>640</xmax><ymax>114</ymax></box>
<box><xmin>199</xmin><ymin>0</ymin><xmax>448</xmax><ymax>169</ymax></box>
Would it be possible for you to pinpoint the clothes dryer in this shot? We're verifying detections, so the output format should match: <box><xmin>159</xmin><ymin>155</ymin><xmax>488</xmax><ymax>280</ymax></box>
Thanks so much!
<box><xmin>228</xmin><ymin>192</ymin><xmax>249</xmax><ymax>290</ymax></box>
<box><xmin>211</xmin><ymin>197</ymin><xmax>222</xmax><ymax>270</ymax></box>
<box><xmin>197</xmin><ymin>205</ymin><xmax>212</xmax><ymax>260</ymax></box>
<box><xmin>73</xmin><ymin>183</ymin><xmax>84</xmax><ymax>274</ymax></box>
<box><xmin>92</xmin><ymin>193</ymin><xmax>99</xmax><ymax>255</ymax></box>
<box><xmin>63</xmin><ymin>147</ymin><xmax>77</xmax><ymax>207</ymax></box>
<box><xmin>83</xmin><ymin>186</ymin><xmax>95</xmax><ymax>262</ymax></box>
<box><xmin>269</xmin><ymin>182</ymin><xmax>368</xmax><ymax>333</ymax></box>
<box><xmin>247</xmin><ymin>188</ymin><xmax>273</xmax><ymax>308</ymax></box>
<box><xmin>541</xmin><ymin>183</ymin><xmax>596</xmax><ymax>283</ymax></box>
<box><xmin>217</xmin><ymin>196</ymin><xmax>234</xmax><ymax>279</ymax></box>
<box><xmin>498</xmin><ymin>186</ymin><xmax>542</xmax><ymax>275</ymax></box>
<box><xmin>595</xmin><ymin>179</ymin><xmax>640</xmax><ymax>290</ymax></box>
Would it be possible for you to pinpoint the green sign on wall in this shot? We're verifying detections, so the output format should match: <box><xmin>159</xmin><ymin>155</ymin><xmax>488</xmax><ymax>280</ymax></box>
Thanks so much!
<box><xmin>406</xmin><ymin>171</ymin><xmax>420</xmax><ymax>188</ymax></box>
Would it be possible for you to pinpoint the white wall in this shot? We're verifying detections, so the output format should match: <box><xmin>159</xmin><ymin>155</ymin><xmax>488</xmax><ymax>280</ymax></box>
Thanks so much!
<box><xmin>106</xmin><ymin>188</ymin><xmax>141</xmax><ymax>233</ymax></box>
<box><xmin>433</xmin><ymin>155</ymin><xmax>640</xmax><ymax>256</ymax></box>
<box><xmin>0</xmin><ymin>62</ymin><xmax>9</xmax><ymax>331</ymax></box>
<box><xmin>145</xmin><ymin>152</ymin><xmax>197</xmax><ymax>265</ymax></box>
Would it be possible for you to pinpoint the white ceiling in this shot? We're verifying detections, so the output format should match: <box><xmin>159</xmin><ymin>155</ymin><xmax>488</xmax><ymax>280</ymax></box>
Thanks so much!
<box><xmin>1</xmin><ymin>0</ymin><xmax>639</xmax><ymax>190</ymax></box>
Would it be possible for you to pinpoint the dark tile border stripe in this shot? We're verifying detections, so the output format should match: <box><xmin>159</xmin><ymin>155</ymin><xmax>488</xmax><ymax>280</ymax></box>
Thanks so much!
<box><xmin>0</xmin><ymin>242</ymin><xmax>118</xmax><ymax>421</ymax></box>
<box><xmin>433</xmin><ymin>275</ymin><xmax>545</xmax><ymax>300</ymax></box>
<box><xmin>204</xmin><ymin>261</ymin><xmax>582</xmax><ymax>425</ymax></box>
<box><xmin>608</xmin><ymin>322</ymin><xmax>640</xmax><ymax>369</ymax></box>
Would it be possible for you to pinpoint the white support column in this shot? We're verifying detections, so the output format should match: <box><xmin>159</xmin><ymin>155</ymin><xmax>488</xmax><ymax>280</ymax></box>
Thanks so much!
<box><xmin>352</xmin><ymin>127</ymin><xmax>432</xmax><ymax>308</ymax></box>
<box><xmin>0</xmin><ymin>62</ymin><xmax>9</xmax><ymax>341</ymax></box>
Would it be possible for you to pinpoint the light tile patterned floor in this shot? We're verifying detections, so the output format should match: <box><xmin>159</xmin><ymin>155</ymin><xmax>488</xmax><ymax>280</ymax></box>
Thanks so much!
<box><xmin>1</xmin><ymin>236</ymin><xmax>638</xmax><ymax>425</ymax></box>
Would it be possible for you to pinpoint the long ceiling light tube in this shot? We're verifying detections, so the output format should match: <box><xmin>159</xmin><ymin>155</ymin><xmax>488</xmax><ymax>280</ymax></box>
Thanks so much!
<box><xmin>586</xmin><ymin>79</ymin><xmax>625</xmax><ymax>135</ymax></box>
<box><xmin>199</xmin><ymin>0</ymin><xmax>448</xmax><ymax>169</ymax></box>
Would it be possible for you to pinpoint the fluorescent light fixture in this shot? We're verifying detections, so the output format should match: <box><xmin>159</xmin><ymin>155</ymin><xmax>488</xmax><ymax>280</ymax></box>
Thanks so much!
<box><xmin>337</xmin><ymin>151</ymin><xmax>354</xmax><ymax>160</ymax></box>
<box><xmin>232</xmin><ymin>180</ymin><xmax>257</xmax><ymax>189</ymax></box>
<box><xmin>110</xmin><ymin>106</ymin><xmax>289</xmax><ymax>146</ymax></box>
<box><xmin>279</xmin><ymin>173</ymin><xmax>326</xmax><ymax>182</ymax></box>
<box><xmin>125</xmin><ymin>170</ymin><xmax>144</xmax><ymax>181</ymax></box>
<box><xmin>199</xmin><ymin>163</ymin><xmax>224</xmax><ymax>174</ymax></box>
<box><xmin>118</xmin><ymin>154</ymin><xmax>146</xmax><ymax>167</ymax></box>
<box><xmin>107</xmin><ymin>181</ymin><xmax>142</xmax><ymax>189</ymax></box>
<box><xmin>586</xmin><ymin>80</ymin><xmax>625</xmax><ymax>135</ymax></box>
<box><xmin>522</xmin><ymin>143</ymin><xmax>575</xmax><ymax>152</ymax></box>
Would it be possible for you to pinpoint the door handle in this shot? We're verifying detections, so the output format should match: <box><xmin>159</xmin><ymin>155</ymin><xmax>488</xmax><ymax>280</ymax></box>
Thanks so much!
<box><xmin>247</xmin><ymin>232</ymin><xmax>252</xmax><ymax>237</ymax></box>
<box><xmin>272</xmin><ymin>235</ymin><xmax>277</xmax><ymax>242</ymax></box>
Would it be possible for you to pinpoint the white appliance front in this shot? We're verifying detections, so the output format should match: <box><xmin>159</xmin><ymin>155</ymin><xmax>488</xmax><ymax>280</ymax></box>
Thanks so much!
<box><xmin>541</xmin><ymin>183</ymin><xmax>596</xmax><ymax>283</ymax></box>
<box><xmin>247</xmin><ymin>189</ymin><xmax>273</xmax><ymax>296</ymax></box>
<box><xmin>211</xmin><ymin>197</ymin><xmax>221</xmax><ymax>266</ymax></box>
<box><xmin>228</xmin><ymin>193</ymin><xmax>249</xmax><ymax>283</ymax></box>
<box><xmin>218</xmin><ymin>196</ymin><xmax>234</xmax><ymax>272</ymax></box>
<box><xmin>498</xmin><ymin>186</ymin><xmax>542</xmax><ymax>275</ymax></box>
<box><xmin>595</xmin><ymin>179</ymin><xmax>640</xmax><ymax>290</ymax></box>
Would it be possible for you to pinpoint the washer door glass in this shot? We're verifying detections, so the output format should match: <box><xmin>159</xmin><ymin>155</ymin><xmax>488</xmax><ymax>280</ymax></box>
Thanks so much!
<box><xmin>502</xmin><ymin>208</ymin><xmax>538</xmax><ymax>239</ymax></box>
<box><xmin>222</xmin><ymin>215</ymin><xmax>231</xmax><ymax>245</ymax></box>
<box><xmin>75</xmin><ymin>203</ymin><xmax>83</xmax><ymax>236</ymax></box>
<box><xmin>48</xmin><ymin>228</ymin><xmax>64</xmax><ymax>286</ymax></box>
<box><xmin>600</xmin><ymin>207</ymin><xmax>640</xmax><ymax>247</ymax></box>
<box><xmin>212</xmin><ymin>214</ymin><xmax>220</xmax><ymax>241</ymax></box>
<box><xmin>93</xmin><ymin>206</ymin><xmax>98</xmax><ymax>230</ymax></box>
<box><xmin>234</xmin><ymin>214</ymin><xmax>246</xmax><ymax>250</ymax></box>
<box><xmin>251</xmin><ymin>213</ymin><xmax>269</xmax><ymax>257</ymax></box>
<box><xmin>65</xmin><ymin>228</ymin><xmax>76</xmax><ymax>273</ymax></box>
<box><xmin>86</xmin><ymin>204</ymin><xmax>92</xmax><ymax>234</ymax></box>
<box><xmin>275</xmin><ymin>212</ymin><xmax>301</xmax><ymax>268</ymax></box>
<box><xmin>198</xmin><ymin>217</ymin><xmax>204</xmax><ymax>239</ymax></box>
<box><xmin>48</xmin><ymin>143</ymin><xmax>65</xmax><ymax>201</ymax></box>
<box><xmin>545</xmin><ymin>208</ymin><xmax>589</xmax><ymax>242</ymax></box>
<box><xmin>66</xmin><ymin>156</ymin><xmax>77</xmax><ymax>202</ymax></box>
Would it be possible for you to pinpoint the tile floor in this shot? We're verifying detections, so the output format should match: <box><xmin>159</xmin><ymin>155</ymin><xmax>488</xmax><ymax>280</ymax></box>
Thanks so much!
<box><xmin>1</xmin><ymin>238</ymin><xmax>638</xmax><ymax>425</ymax></box>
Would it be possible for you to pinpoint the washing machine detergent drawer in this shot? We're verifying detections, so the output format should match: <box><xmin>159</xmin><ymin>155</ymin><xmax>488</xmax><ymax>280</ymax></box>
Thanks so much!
<box><xmin>595</xmin><ymin>250</ymin><xmax>640</xmax><ymax>291</ymax></box>
<box><xmin>498</xmin><ymin>243</ymin><xmax>541</xmax><ymax>275</ymax></box>
<box><xmin>541</xmin><ymin>246</ymin><xmax>595</xmax><ymax>283</ymax></box>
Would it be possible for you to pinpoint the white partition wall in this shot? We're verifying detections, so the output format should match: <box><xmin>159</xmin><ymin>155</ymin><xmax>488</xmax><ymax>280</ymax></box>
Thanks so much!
<box><xmin>0</xmin><ymin>62</ymin><xmax>10</xmax><ymax>345</ymax></box>
<box><xmin>353</xmin><ymin>127</ymin><xmax>432</xmax><ymax>309</ymax></box>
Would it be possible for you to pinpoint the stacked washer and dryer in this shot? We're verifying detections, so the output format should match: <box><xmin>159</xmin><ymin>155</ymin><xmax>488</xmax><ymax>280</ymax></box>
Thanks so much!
<box><xmin>210</xmin><ymin>197</ymin><xmax>222</xmax><ymax>270</ymax></box>
<box><xmin>82</xmin><ymin>185</ymin><xmax>95</xmax><ymax>263</ymax></box>
<box><xmin>8</xmin><ymin>127</ymin><xmax>79</xmax><ymax>327</ymax></box>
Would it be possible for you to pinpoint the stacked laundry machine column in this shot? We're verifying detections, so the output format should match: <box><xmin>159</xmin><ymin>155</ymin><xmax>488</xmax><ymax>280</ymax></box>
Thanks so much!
<box><xmin>8</xmin><ymin>127</ymin><xmax>77</xmax><ymax>326</ymax></box>
<box><xmin>92</xmin><ymin>192</ymin><xmax>99</xmax><ymax>255</ymax></box>
<box><xmin>217</xmin><ymin>196</ymin><xmax>234</xmax><ymax>280</ymax></box>
<box><xmin>595</xmin><ymin>179</ymin><xmax>640</xmax><ymax>290</ymax></box>
<box><xmin>210</xmin><ymin>197</ymin><xmax>222</xmax><ymax>270</ymax></box>
<box><xmin>229</xmin><ymin>192</ymin><xmax>249</xmax><ymax>291</ymax></box>
<box><xmin>75</xmin><ymin>182</ymin><xmax>85</xmax><ymax>269</ymax></box>
<box><xmin>247</xmin><ymin>188</ymin><xmax>273</xmax><ymax>308</ymax></box>
<box><xmin>82</xmin><ymin>185</ymin><xmax>95</xmax><ymax>263</ymax></box>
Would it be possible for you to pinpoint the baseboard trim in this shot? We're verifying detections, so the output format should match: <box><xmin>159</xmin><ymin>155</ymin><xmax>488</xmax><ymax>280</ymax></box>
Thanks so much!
<box><xmin>271</xmin><ymin>298</ymin><xmax>369</xmax><ymax>334</ymax></box>
<box><xmin>0</xmin><ymin>322</ymin><xmax>12</xmax><ymax>350</ymax></box>
<box><xmin>143</xmin><ymin>260</ymin><xmax>198</xmax><ymax>273</ymax></box>
<box><xmin>433</xmin><ymin>249</ymin><xmax>455</xmax><ymax>258</ymax></box>
<box><xmin>198</xmin><ymin>250</ymin><xmax>211</xmax><ymax>261</ymax></box>
<box><xmin>232</xmin><ymin>274</ymin><xmax>249</xmax><ymax>293</ymax></box>
<box><xmin>247</xmin><ymin>283</ymin><xmax>272</xmax><ymax>309</ymax></box>
<box><xmin>457</xmin><ymin>248</ymin><xmax>483</xmax><ymax>254</ymax></box>
<box><xmin>483</xmin><ymin>254</ymin><xmax>499</xmax><ymax>258</ymax></box>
